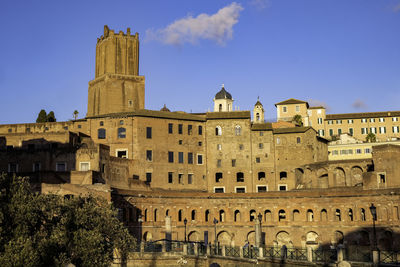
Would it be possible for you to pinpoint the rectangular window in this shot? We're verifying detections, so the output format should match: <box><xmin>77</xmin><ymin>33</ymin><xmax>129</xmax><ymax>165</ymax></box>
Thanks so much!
<box><xmin>361</xmin><ymin>128</ymin><xmax>368</xmax><ymax>134</ymax></box>
<box><xmin>365</xmin><ymin>148</ymin><xmax>371</xmax><ymax>153</ymax></box>
<box><xmin>340</xmin><ymin>150</ymin><xmax>348</xmax><ymax>155</ymax></box>
<box><xmin>188</xmin><ymin>125</ymin><xmax>192</xmax><ymax>135</ymax></box>
<box><xmin>259</xmin><ymin>131</ymin><xmax>264</xmax><ymax>136</ymax></box>
<box><xmin>379</xmin><ymin>127</ymin><xmax>386</xmax><ymax>134</ymax></box>
<box><xmin>146</xmin><ymin>127</ymin><xmax>152</xmax><ymax>139</ymax></box>
<box><xmin>282</xmin><ymin>106</ymin><xmax>287</xmax><ymax>113</ymax></box>
<box><xmin>393</xmin><ymin>126</ymin><xmax>399</xmax><ymax>133</ymax></box>
<box><xmin>188</xmin><ymin>174</ymin><xmax>193</xmax><ymax>184</ymax></box>
<box><xmin>232</xmin><ymin>159</ymin><xmax>236</xmax><ymax>167</ymax></box>
<box><xmin>392</xmin><ymin>117</ymin><xmax>398</xmax><ymax>122</ymax></box>
<box><xmin>338</xmin><ymin>129</ymin><xmax>342</xmax><ymax>135</ymax></box>
<box><xmin>370</xmin><ymin>127</ymin><xmax>377</xmax><ymax>134</ymax></box>
<box><xmin>178</xmin><ymin>152</ymin><xmax>184</xmax><ymax>163</ymax></box>
<box><xmin>370</xmin><ymin>118</ymin><xmax>375</xmax><ymax>123</ymax></box>
<box><xmin>198</xmin><ymin>141</ymin><xmax>202</xmax><ymax>146</ymax></box>
<box><xmin>361</xmin><ymin>118</ymin><xmax>367</xmax><ymax>123</ymax></box>
<box><xmin>318</xmin><ymin>129</ymin><xmax>325</xmax><ymax>136</ymax></box>
<box><xmin>347</xmin><ymin>149</ymin><xmax>353</xmax><ymax>154</ymax></box>
<box><xmin>80</xmin><ymin>162</ymin><xmax>90</xmax><ymax>171</ymax></box>
<box><xmin>332</xmin><ymin>150</ymin><xmax>338</xmax><ymax>155</ymax></box>
<box><xmin>235</xmin><ymin>187</ymin><xmax>246</xmax><ymax>193</ymax></box>
<box><xmin>239</xmin><ymin>144</ymin><xmax>244</xmax><ymax>150</ymax></box>
<box><xmin>8</xmin><ymin>163</ymin><xmax>18</xmax><ymax>173</ymax></box>
<box><xmin>348</xmin><ymin>119</ymin><xmax>353</xmax><ymax>124</ymax></box>
<box><xmin>217</xmin><ymin>144</ymin><xmax>222</xmax><ymax>150</ymax></box>
<box><xmin>349</xmin><ymin>128</ymin><xmax>354</xmax><ymax>136</ymax></box>
<box><xmin>197</xmin><ymin>154</ymin><xmax>203</xmax><ymax>165</ymax></box>
<box><xmin>117</xmin><ymin>127</ymin><xmax>126</xmax><ymax>138</ymax></box>
<box><xmin>356</xmin><ymin>149</ymin><xmax>362</xmax><ymax>154</ymax></box>
<box><xmin>168</xmin><ymin>123</ymin><xmax>173</xmax><ymax>134</ymax></box>
<box><xmin>178</xmin><ymin>174</ymin><xmax>183</xmax><ymax>184</ymax></box>
<box><xmin>379</xmin><ymin>118</ymin><xmax>385</xmax><ymax>122</ymax></box>
<box><xmin>168</xmin><ymin>151</ymin><xmax>174</xmax><ymax>163</ymax></box>
<box><xmin>259</xmin><ymin>143</ymin><xmax>263</xmax><ymax>149</ymax></box>
<box><xmin>178</xmin><ymin>124</ymin><xmax>183</xmax><ymax>134</ymax></box>
<box><xmin>98</xmin><ymin>128</ymin><xmax>106</xmax><ymax>139</ymax></box>
<box><xmin>328</xmin><ymin>120</ymin><xmax>333</xmax><ymax>125</ymax></box>
<box><xmin>116</xmin><ymin>149</ymin><xmax>128</xmax><ymax>158</ymax></box>
<box><xmin>278</xmin><ymin>185</ymin><xmax>287</xmax><ymax>191</ymax></box>
<box><xmin>146</xmin><ymin>150</ymin><xmax>152</xmax><ymax>161</ymax></box>
<box><xmin>217</xmin><ymin>159</ymin><xmax>222</xmax><ymax>167</ymax></box>
<box><xmin>336</xmin><ymin>120</ymin><xmax>342</xmax><ymax>124</ymax></box>
<box><xmin>257</xmin><ymin>186</ymin><xmax>267</xmax><ymax>192</ymax></box>
<box><xmin>198</xmin><ymin>125</ymin><xmax>203</xmax><ymax>135</ymax></box>
<box><xmin>33</xmin><ymin>162</ymin><xmax>41</xmax><ymax>172</ymax></box>
<box><xmin>56</xmin><ymin>162</ymin><xmax>66</xmax><ymax>172</ymax></box>
<box><xmin>256</xmin><ymin>157</ymin><xmax>260</xmax><ymax>163</ymax></box>
<box><xmin>329</xmin><ymin>129</ymin><xmax>334</xmax><ymax>136</ymax></box>
<box><xmin>214</xmin><ymin>187</ymin><xmax>225</xmax><ymax>193</ymax></box>
<box><xmin>188</xmin><ymin>153</ymin><xmax>193</xmax><ymax>164</ymax></box>
<box><xmin>168</xmin><ymin>172</ymin><xmax>173</xmax><ymax>183</ymax></box>
<box><xmin>317</xmin><ymin>118</ymin><xmax>323</xmax><ymax>124</ymax></box>
<box><xmin>295</xmin><ymin>105</ymin><xmax>300</xmax><ymax>112</ymax></box>
<box><xmin>146</xmin><ymin>173</ymin><xmax>152</xmax><ymax>183</ymax></box>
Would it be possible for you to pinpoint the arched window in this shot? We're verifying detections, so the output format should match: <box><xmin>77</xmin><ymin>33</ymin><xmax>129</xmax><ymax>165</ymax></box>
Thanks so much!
<box><xmin>361</xmin><ymin>208</ymin><xmax>366</xmax><ymax>221</ymax></box>
<box><xmin>280</xmin><ymin>171</ymin><xmax>287</xmax><ymax>180</ymax></box>
<box><xmin>215</xmin><ymin>172</ymin><xmax>223</xmax><ymax>182</ymax></box>
<box><xmin>236</xmin><ymin>172</ymin><xmax>244</xmax><ymax>182</ymax></box>
<box><xmin>296</xmin><ymin>137</ymin><xmax>301</xmax><ymax>144</ymax></box>
<box><xmin>118</xmin><ymin>127</ymin><xmax>126</xmax><ymax>139</ymax></box>
<box><xmin>205</xmin><ymin>210</ymin><xmax>210</xmax><ymax>222</ymax></box>
<box><xmin>250</xmin><ymin>210</ymin><xmax>257</xmax><ymax>222</ymax></box>
<box><xmin>278</xmin><ymin>210</ymin><xmax>286</xmax><ymax>221</ymax></box>
<box><xmin>234</xmin><ymin>210</ymin><xmax>241</xmax><ymax>222</ymax></box>
<box><xmin>178</xmin><ymin>209</ymin><xmax>183</xmax><ymax>222</ymax></box>
<box><xmin>258</xmin><ymin>172</ymin><xmax>266</xmax><ymax>180</ymax></box>
<box><xmin>348</xmin><ymin>208</ymin><xmax>353</xmax><ymax>221</ymax></box>
<box><xmin>264</xmin><ymin>210</ymin><xmax>272</xmax><ymax>222</ymax></box>
<box><xmin>191</xmin><ymin>210</ymin><xmax>196</xmax><ymax>221</ymax></box>
<box><xmin>166</xmin><ymin>209</ymin><xmax>170</xmax><ymax>216</ymax></box>
<box><xmin>215</xmin><ymin>126</ymin><xmax>222</xmax><ymax>136</ymax></box>
<box><xmin>154</xmin><ymin>209</ymin><xmax>158</xmax><ymax>222</ymax></box>
<box><xmin>335</xmin><ymin>209</ymin><xmax>342</xmax><ymax>221</ymax></box>
<box><xmin>235</xmin><ymin>125</ymin><xmax>242</xmax><ymax>136</ymax></box>
<box><xmin>321</xmin><ymin>209</ymin><xmax>327</xmax><ymax>221</ymax></box>
<box><xmin>307</xmin><ymin>209</ymin><xmax>314</xmax><ymax>222</ymax></box>
<box><xmin>256</xmin><ymin>113</ymin><xmax>260</xmax><ymax>121</ymax></box>
<box><xmin>98</xmin><ymin>128</ymin><xmax>106</xmax><ymax>139</ymax></box>
<box><xmin>293</xmin><ymin>209</ymin><xmax>300</xmax><ymax>221</ymax></box>
<box><xmin>219</xmin><ymin>210</ymin><xmax>225</xmax><ymax>222</ymax></box>
<box><xmin>144</xmin><ymin>209</ymin><xmax>148</xmax><ymax>222</ymax></box>
<box><xmin>219</xmin><ymin>104</ymin><xmax>222</xmax><ymax>112</ymax></box>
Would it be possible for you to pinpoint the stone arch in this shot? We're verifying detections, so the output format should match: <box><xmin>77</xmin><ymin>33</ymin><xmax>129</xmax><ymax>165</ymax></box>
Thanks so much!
<box><xmin>295</xmin><ymin>168</ymin><xmax>304</xmax><ymax>187</ymax></box>
<box><xmin>249</xmin><ymin>209</ymin><xmax>257</xmax><ymax>222</ymax></box>
<box><xmin>333</xmin><ymin>167</ymin><xmax>346</xmax><ymax>187</ymax></box>
<box><xmin>276</xmin><ymin>231</ymin><xmax>291</xmax><ymax>247</ymax></box>
<box><xmin>247</xmin><ymin>231</ymin><xmax>255</xmax><ymax>245</ymax></box>
<box><xmin>335</xmin><ymin>209</ymin><xmax>342</xmax><ymax>221</ymax></box>
<box><xmin>333</xmin><ymin>231</ymin><xmax>344</xmax><ymax>245</ymax></box>
<box><xmin>351</xmin><ymin>166</ymin><xmax>363</xmax><ymax>186</ymax></box>
<box><xmin>165</xmin><ymin>209</ymin><xmax>170</xmax><ymax>216</ymax></box>
<box><xmin>292</xmin><ymin>209</ymin><xmax>301</xmax><ymax>221</ymax></box>
<box><xmin>188</xmin><ymin>231</ymin><xmax>201</xmax><ymax>242</ymax></box>
<box><xmin>306</xmin><ymin>231</ymin><xmax>319</xmax><ymax>246</ymax></box>
<box><xmin>278</xmin><ymin>209</ymin><xmax>286</xmax><ymax>221</ymax></box>
<box><xmin>380</xmin><ymin>206</ymin><xmax>389</xmax><ymax>221</ymax></box>
<box><xmin>143</xmin><ymin>231</ymin><xmax>152</xmax><ymax>242</ymax></box>
<box><xmin>317</xmin><ymin>168</ymin><xmax>329</xmax><ymax>188</ymax></box>
<box><xmin>218</xmin><ymin>231</ymin><xmax>232</xmax><ymax>246</ymax></box>
<box><xmin>307</xmin><ymin>209</ymin><xmax>314</xmax><ymax>222</ymax></box>
<box><xmin>219</xmin><ymin>210</ymin><xmax>225</xmax><ymax>222</ymax></box>
<box><xmin>320</xmin><ymin>209</ymin><xmax>328</xmax><ymax>222</ymax></box>
<box><xmin>358</xmin><ymin>230</ymin><xmax>370</xmax><ymax>246</ymax></box>
<box><xmin>380</xmin><ymin>231</ymin><xmax>393</xmax><ymax>250</ymax></box>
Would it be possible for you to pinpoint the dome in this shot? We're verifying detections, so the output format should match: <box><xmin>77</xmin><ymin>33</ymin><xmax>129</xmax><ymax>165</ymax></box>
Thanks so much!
<box><xmin>215</xmin><ymin>86</ymin><xmax>232</xmax><ymax>100</ymax></box>
<box><xmin>160</xmin><ymin>104</ymin><xmax>171</xmax><ymax>112</ymax></box>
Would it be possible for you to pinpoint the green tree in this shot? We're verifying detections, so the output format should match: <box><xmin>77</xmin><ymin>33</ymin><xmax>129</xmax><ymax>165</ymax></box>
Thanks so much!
<box><xmin>0</xmin><ymin>174</ymin><xmax>135</xmax><ymax>267</ymax></box>
<box><xmin>47</xmin><ymin>111</ymin><xmax>56</xmax><ymax>122</ymax></box>
<box><xmin>36</xmin><ymin>109</ymin><xmax>47</xmax><ymax>123</ymax></box>
<box><xmin>73</xmin><ymin>110</ymin><xmax>79</xmax><ymax>120</ymax></box>
<box><xmin>292</xmin><ymin>114</ymin><xmax>303</xmax><ymax>126</ymax></box>
<box><xmin>366</xmin><ymin>132</ymin><xmax>376</xmax><ymax>143</ymax></box>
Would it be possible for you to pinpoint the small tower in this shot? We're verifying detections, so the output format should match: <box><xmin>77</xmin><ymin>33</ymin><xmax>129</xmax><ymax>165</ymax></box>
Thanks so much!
<box><xmin>213</xmin><ymin>84</ymin><xmax>234</xmax><ymax>112</ymax></box>
<box><xmin>253</xmin><ymin>97</ymin><xmax>265</xmax><ymax>123</ymax></box>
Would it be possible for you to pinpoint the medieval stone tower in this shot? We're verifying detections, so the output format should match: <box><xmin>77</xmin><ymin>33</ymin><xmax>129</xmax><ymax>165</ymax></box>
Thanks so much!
<box><xmin>253</xmin><ymin>98</ymin><xmax>265</xmax><ymax>123</ymax></box>
<box><xmin>87</xmin><ymin>25</ymin><xmax>145</xmax><ymax>117</ymax></box>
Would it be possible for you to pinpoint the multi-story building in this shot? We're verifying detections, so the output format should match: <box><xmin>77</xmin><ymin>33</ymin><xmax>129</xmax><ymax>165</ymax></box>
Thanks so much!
<box><xmin>1</xmin><ymin>26</ymin><xmax>400</xmax><ymax>252</ymax></box>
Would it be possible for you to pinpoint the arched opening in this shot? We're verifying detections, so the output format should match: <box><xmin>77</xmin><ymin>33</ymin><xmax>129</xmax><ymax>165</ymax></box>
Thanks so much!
<box><xmin>154</xmin><ymin>209</ymin><xmax>158</xmax><ymax>222</ymax></box>
<box><xmin>280</xmin><ymin>171</ymin><xmax>287</xmax><ymax>180</ymax></box>
<box><xmin>292</xmin><ymin>209</ymin><xmax>300</xmax><ymax>221</ymax></box>
<box><xmin>218</xmin><ymin>231</ymin><xmax>232</xmax><ymax>246</ymax></box>
<box><xmin>306</xmin><ymin>231</ymin><xmax>319</xmax><ymax>246</ymax></box>
<box><xmin>348</xmin><ymin>208</ymin><xmax>353</xmax><ymax>221</ymax></box>
<box><xmin>334</xmin><ymin>167</ymin><xmax>346</xmax><ymax>187</ymax></box>
<box><xmin>335</xmin><ymin>209</ymin><xmax>341</xmax><ymax>221</ymax></box>
<box><xmin>381</xmin><ymin>231</ymin><xmax>393</xmax><ymax>250</ymax></box>
<box><xmin>358</xmin><ymin>231</ymin><xmax>370</xmax><ymax>246</ymax></box>
<box><xmin>333</xmin><ymin>231</ymin><xmax>344</xmax><ymax>245</ymax></box>
<box><xmin>351</xmin><ymin>166</ymin><xmax>363</xmax><ymax>186</ymax></box>
<box><xmin>144</xmin><ymin>209</ymin><xmax>148</xmax><ymax>222</ymax></box>
<box><xmin>295</xmin><ymin>168</ymin><xmax>304</xmax><ymax>187</ymax></box>
<box><xmin>250</xmin><ymin>209</ymin><xmax>257</xmax><ymax>222</ymax></box>
<box><xmin>247</xmin><ymin>231</ymin><xmax>255</xmax><ymax>245</ymax></box>
<box><xmin>219</xmin><ymin>104</ymin><xmax>222</xmax><ymax>112</ymax></box>
<box><xmin>166</xmin><ymin>209</ymin><xmax>170</xmax><ymax>216</ymax></box>
<box><xmin>256</xmin><ymin>113</ymin><xmax>260</xmax><ymax>121</ymax></box>
<box><xmin>205</xmin><ymin>210</ymin><xmax>210</xmax><ymax>222</ymax></box>
<box><xmin>234</xmin><ymin>210</ymin><xmax>241</xmax><ymax>222</ymax></box>
<box><xmin>278</xmin><ymin>209</ymin><xmax>286</xmax><ymax>221</ymax></box>
<box><xmin>276</xmin><ymin>231</ymin><xmax>291</xmax><ymax>247</ymax></box>
<box><xmin>307</xmin><ymin>209</ymin><xmax>314</xmax><ymax>222</ymax></box>
<box><xmin>191</xmin><ymin>210</ymin><xmax>196</xmax><ymax>221</ymax></box>
<box><xmin>143</xmin><ymin>231</ymin><xmax>152</xmax><ymax>242</ymax></box>
<box><xmin>318</xmin><ymin>174</ymin><xmax>329</xmax><ymax>188</ymax></box>
<box><xmin>188</xmin><ymin>231</ymin><xmax>200</xmax><ymax>242</ymax></box>
<box><xmin>320</xmin><ymin>209</ymin><xmax>327</xmax><ymax>222</ymax></box>
<box><xmin>258</xmin><ymin>172</ymin><xmax>266</xmax><ymax>180</ymax></box>
<box><xmin>178</xmin><ymin>209</ymin><xmax>183</xmax><ymax>222</ymax></box>
<box><xmin>361</xmin><ymin>208</ymin><xmax>366</xmax><ymax>221</ymax></box>
<box><xmin>219</xmin><ymin>210</ymin><xmax>225</xmax><ymax>222</ymax></box>
<box><xmin>264</xmin><ymin>210</ymin><xmax>272</xmax><ymax>222</ymax></box>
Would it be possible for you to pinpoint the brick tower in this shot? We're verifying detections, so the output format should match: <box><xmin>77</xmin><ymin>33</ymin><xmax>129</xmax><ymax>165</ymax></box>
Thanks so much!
<box><xmin>87</xmin><ymin>25</ymin><xmax>145</xmax><ymax>117</ymax></box>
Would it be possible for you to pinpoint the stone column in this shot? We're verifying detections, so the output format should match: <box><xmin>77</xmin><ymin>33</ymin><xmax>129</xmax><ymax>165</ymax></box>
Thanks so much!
<box><xmin>194</xmin><ymin>243</ymin><xmax>198</xmax><ymax>256</ymax></box>
<box><xmin>255</xmin><ymin>218</ymin><xmax>261</xmax><ymax>248</ymax></box>
<box><xmin>337</xmin><ymin>244</ymin><xmax>344</xmax><ymax>262</ymax></box>
<box><xmin>222</xmin><ymin>245</ymin><xmax>226</xmax><ymax>256</ymax></box>
<box><xmin>183</xmin><ymin>243</ymin><xmax>188</xmax><ymax>255</ymax></box>
<box><xmin>259</xmin><ymin>247</ymin><xmax>264</xmax><ymax>258</ymax></box>
<box><xmin>165</xmin><ymin>216</ymin><xmax>172</xmax><ymax>240</ymax></box>
<box><xmin>372</xmin><ymin>250</ymin><xmax>380</xmax><ymax>266</ymax></box>
<box><xmin>307</xmin><ymin>246</ymin><xmax>313</xmax><ymax>262</ymax></box>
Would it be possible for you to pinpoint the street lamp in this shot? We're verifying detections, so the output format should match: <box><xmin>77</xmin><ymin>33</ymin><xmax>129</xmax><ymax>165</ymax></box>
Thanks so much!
<box><xmin>184</xmin><ymin>218</ymin><xmax>188</xmax><ymax>243</ymax></box>
<box><xmin>213</xmin><ymin>218</ymin><xmax>218</xmax><ymax>248</ymax></box>
<box><xmin>369</xmin><ymin>204</ymin><xmax>378</xmax><ymax>250</ymax></box>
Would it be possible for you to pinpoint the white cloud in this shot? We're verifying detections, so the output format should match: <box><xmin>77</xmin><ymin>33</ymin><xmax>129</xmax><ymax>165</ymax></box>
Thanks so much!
<box><xmin>352</xmin><ymin>99</ymin><xmax>368</xmax><ymax>110</ymax></box>
<box><xmin>249</xmin><ymin>0</ymin><xmax>270</xmax><ymax>10</ymax></box>
<box><xmin>145</xmin><ymin>2</ymin><xmax>243</xmax><ymax>46</ymax></box>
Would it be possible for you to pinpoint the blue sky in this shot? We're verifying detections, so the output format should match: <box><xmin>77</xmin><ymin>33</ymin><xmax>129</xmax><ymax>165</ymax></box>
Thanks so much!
<box><xmin>0</xmin><ymin>0</ymin><xmax>399</xmax><ymax>124</ymax></box>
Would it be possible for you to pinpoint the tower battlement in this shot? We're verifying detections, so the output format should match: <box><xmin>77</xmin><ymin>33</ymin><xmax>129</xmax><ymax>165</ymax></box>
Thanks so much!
<box><xmin>96</xmin><ymin>25</ymin><xmax>139</xmax><ymax>44</ymax></box>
